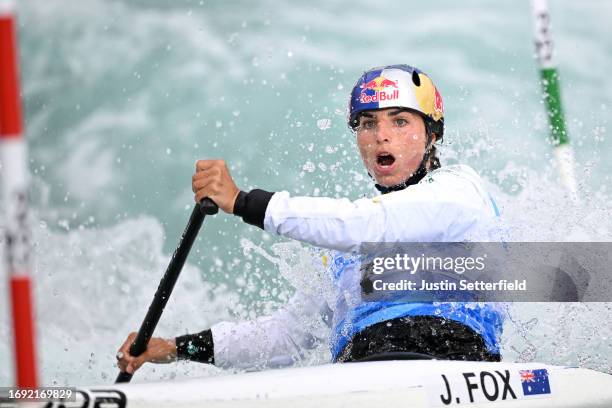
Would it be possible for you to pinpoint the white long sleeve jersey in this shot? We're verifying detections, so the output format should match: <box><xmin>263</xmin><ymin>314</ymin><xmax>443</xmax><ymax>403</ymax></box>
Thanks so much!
<box><xmin>211</xmin><ymin>164</ymin><xmax>502</xmax><ymax>369</ymax></box>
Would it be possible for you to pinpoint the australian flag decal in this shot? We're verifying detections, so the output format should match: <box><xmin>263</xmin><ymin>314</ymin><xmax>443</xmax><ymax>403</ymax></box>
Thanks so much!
<box><xmin>520</xmin><ymin>369</ymin><xmax>551</xmax><ymax>396</ymax></box>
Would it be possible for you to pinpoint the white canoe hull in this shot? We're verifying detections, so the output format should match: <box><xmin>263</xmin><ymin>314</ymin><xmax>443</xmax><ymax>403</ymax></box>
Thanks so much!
<box><xmin>58</xmin><ymin>360</ymin><xmax>612</xmax><ymax>407</ymax></box>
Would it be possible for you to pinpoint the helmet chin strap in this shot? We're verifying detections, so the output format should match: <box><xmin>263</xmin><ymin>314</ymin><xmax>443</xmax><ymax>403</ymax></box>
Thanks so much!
<box><xmin>373</xmin><ymin>131</ymin><xmax>435</xmax><ymax>195</ymax></box>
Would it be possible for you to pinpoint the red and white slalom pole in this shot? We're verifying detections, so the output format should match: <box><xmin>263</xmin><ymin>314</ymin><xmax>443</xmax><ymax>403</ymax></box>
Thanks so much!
<box><xmin>0</xmin><ymin>0</ymin><xmax>38</xmax><ymax>388</ymax></box>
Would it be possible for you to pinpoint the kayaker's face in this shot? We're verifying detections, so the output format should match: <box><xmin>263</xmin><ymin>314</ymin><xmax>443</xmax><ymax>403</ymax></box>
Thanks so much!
<box><xmin>355</xmin><ymin>108</ymin><xmax>429</xmax><ymax>187</ymax></box>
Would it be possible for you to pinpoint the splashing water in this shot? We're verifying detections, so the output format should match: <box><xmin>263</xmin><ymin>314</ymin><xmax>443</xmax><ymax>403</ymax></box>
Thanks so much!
<box><xmin>1</xmin><ymin>0</ymin><xmax>611</xmax><ymax>386</ymax></box>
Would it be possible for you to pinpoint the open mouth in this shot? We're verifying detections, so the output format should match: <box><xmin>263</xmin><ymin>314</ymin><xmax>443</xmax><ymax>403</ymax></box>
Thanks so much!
<box><xmin>376</xmin><ymin>153</ymin><xmax>396</xmax><ymax>167</ymax></box>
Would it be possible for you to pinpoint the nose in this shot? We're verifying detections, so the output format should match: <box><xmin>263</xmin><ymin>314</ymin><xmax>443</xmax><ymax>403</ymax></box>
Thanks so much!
<box><xmin>375</xmin><ymin>122</ymin><xmax>392</xmax><ymax>144</ymax></box>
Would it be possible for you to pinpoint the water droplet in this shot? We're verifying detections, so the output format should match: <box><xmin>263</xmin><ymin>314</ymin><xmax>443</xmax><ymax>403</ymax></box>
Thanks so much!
<box><xmin>317</xmin><ymin>119</ymin><xmax>331</xmax><ymax>130</ymax></box>
<box><xmin>302</xmin><ymin>161</ymin><xmax>315</xmax><ymax>173</ymax></box>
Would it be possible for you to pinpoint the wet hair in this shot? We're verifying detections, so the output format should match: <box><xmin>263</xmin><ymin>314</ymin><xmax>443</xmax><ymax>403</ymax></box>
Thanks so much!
<box><xmin>427</xmin><ymin>143</ymin><xmax>441</xmax><ymax>170</ymax></box>
<box><xmin>424</xmin><ymin>121</ymin><xmax>441</xmax><ymax>171</ymax></box>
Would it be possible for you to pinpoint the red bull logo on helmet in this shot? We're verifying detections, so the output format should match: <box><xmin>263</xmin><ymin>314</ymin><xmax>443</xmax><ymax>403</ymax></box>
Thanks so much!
<box><xmin>359</xmin><ymin>75</ymin><xmax>399</xmax><ymax>104</ymax></box>
<box><xmin>434</xmin><ymin>86</ymin><xmax>443</xmax><ymax>117</ymax></box>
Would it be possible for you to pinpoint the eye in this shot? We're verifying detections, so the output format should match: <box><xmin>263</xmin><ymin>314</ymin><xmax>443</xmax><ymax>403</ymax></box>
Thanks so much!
<box><xmin>395</xmin><ymin>118</ymin><xmax>409</xmax><ymax>127</ymax></box>
<box><xmin>360</xmin><ymin>120</ymin><xmax>376</xmax><ymax>130</ymax></box>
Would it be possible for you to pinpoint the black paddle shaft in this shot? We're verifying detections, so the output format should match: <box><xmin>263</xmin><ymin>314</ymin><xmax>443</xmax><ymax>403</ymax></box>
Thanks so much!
<box><xmin>115</xmin><ymin>199</ymin><xmax>218</xmax><ymax>383</ymax></box>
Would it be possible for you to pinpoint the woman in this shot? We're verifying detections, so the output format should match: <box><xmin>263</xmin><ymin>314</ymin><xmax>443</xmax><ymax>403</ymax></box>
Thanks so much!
<box><xmin>117</xmin><ymin>64</ymin><xmax>503</xmax><ymax>374</ymax></box>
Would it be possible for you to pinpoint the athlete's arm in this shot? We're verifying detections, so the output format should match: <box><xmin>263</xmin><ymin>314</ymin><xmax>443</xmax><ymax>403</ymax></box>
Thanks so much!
<box><xmin>192</xmin><ymin>161</ymin><xmax>494</xmax><ymax>252</ymax></box>
<box><xmin>115</xmin><ymin>330</ymin><xmax>215</xmax><ymax>374</ymax></box>
<box><xmin>116</xmin><ymin>292</ymin><xmax>330</xmax><ymax>372</ymax></box>
<box><xmin>172</xmin><ymin>291</ymin><xmax>330</xmax><ymax>370</ymax></box>
<box><xmin>234</xmin><ymin>175</ymin><xmax>492</xmax><ymax>252</ymax></box>
<box><xmin>209</xmin><ymin>291</ymin><xmax>330</xmax><ymax>369</ymax></box>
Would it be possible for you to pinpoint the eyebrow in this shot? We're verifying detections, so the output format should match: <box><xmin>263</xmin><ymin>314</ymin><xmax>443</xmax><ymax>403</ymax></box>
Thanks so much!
<box><xmin>387</xmin><ymin>109</ymin><xmax>409</xmax><ymax>116</ymax></box>
<box><xmin>360</xmin><ymin>109</ymin><xmax>408</xmax><ymax>119</ymax></box>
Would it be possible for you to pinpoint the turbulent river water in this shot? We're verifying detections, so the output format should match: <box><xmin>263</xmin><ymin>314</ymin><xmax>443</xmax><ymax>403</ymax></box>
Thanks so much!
<box><xmin>1</xmin><ymin>0</ymin><xmax>611</xmax><ymax>385</ymax></box>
